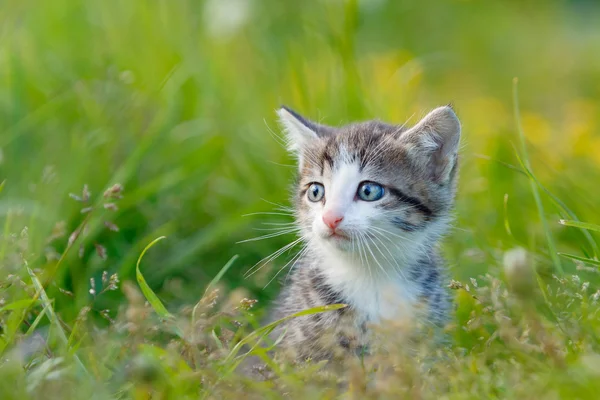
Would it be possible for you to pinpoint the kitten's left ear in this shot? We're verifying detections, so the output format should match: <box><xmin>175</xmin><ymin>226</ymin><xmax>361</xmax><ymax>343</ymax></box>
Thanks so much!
<box><xmin>276</xmin><ymin>106</ymin><xmax>334</xmax><ymax>168</ymax></box>
<box><xmin>399</xmin><ymin>106</ymin><xmax>461</xmax><ymax>183</ymax></box>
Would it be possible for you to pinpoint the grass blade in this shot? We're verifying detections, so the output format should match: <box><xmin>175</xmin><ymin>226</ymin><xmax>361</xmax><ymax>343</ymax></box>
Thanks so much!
<box><xmin>135</xmin><ymin>236</ymin><xmax>185</xmax><ymax>338</ymax></box>
<box><xmin>503</xmin><ymin>193</ymin><xmax>513</xmax><ymax>237</ymax></box>
<box><xmin>200</xmin><ymin>303</ymin><xmax>347</xmax><ymax>399</ymax></box>
<box><xmin>223</xmin><ymin>303</ymin><xmax>347</xmax><ymax>365</ymax></box>
<box><xmin>0</xmin><ymin>298</ymin><xmax>36</xmax><ymax>312</ymax></box>
<box><xmin>204</xmin><ymin>254</ymin><xmax>239</xmax><ymax>296</ymax></box>
<box><xmin>27</xmin><ymin>268</ymin><xmax>69</xmax><ymax>344</ymax></box>
<box><xmin>512</xmin><ymin>78</ymin><xmax>563</xmax><ymax>274</ymax></box>
<box><xmin>25</xmin><ymin>304</ymin><xmax>50</xmax><ymax>336</ymax></box>
<box><xmin>558</xmin><ymin>252</ymin><xmax>600</xmax><ymax>266</ymax></box>
<box><xmin>135</xmin><ymin>236</ymin><xmax>171</xmax><ymax>319</ymax></box>
<box><xmin>559</xmin><ymin>220</ymin><xmax>600</xmax><ymax>233</ymax></box>
<box><xmin>476</xmin><ymin>154</ymin><xmax>599</xmax><ymax>258</ymax></box>
<box><xmin>192</xmin><ymin>255</ymin><xmax>240</xmax><ymax>328</ymax></box>
<box><xmin>27</xmin><ymin>267</ymin><xmax>89</xmax><ymax>376</ymax></box>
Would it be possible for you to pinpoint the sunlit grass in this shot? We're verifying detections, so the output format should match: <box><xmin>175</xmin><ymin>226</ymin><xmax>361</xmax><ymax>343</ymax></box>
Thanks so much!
<box><xmin>1</xmin><ymin>0</ymin><xmax>600</xmax><ymax>398</ymax></box>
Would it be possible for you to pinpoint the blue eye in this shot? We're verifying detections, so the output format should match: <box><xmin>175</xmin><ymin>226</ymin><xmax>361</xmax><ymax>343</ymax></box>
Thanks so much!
<box><xmin>307</xmin><ymin>183</ymin><xmax>325</xmax><ymax>202</ymax></box>
<box><xmin>357</xmin><ymin>182</ymin><xmax>384</xmax><ymax>201</ymax></box>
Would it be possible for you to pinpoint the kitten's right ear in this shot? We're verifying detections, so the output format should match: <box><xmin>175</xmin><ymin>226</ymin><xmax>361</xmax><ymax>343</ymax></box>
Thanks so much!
<box><xmin>398</xmin><ymin>106</ymin><xmax>461</xmax><ymax>183</ymax></box>
<box><xmin>276</xmin><ymin>106</ymin><xmax>333</xmax><ymax>155</ymax></box>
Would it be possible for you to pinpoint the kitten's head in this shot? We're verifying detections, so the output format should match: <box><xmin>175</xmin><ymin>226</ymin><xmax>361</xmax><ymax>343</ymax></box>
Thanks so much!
<box><xmin>277</xmin><ymin>106</ymin><xmax>461</xmax><ymax>258</ymax></box>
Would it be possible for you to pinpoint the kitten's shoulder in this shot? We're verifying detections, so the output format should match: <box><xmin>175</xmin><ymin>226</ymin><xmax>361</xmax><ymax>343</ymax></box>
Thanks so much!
<box><xmin>270</xmin><ymin>258</ymin><xmax>346</xmax><ymax>320</ymax></box>
<box><xmin>408</xmin><ymin>248</ymin><xmax>452</xmax><ymax>325</ymax></box>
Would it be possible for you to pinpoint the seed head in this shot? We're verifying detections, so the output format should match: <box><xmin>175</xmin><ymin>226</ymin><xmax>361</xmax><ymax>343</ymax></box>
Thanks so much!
<box><xmin>238</xmin><ymin>298</ymin><xmax>258</xmax><ymax>311</ymax></box>
<box><xmin>104</xmin><ymin>183</ymin><xmax>123</xmax><ymax>199</ymax></box>
<box><xmin>82</xmin><ymin>184</ymin><xmax>91</xmax><ymax>202</ymax></box>
<box><xmin>104</xmin><ymin>221</ymin><xmax>119</xmax><ymax>232</ymax></box>
<box><xmin>94</xmin><ymin>243</ymin><xmax>107</xmax><ymax>260</ymax></box>
<box><xmin>448</xmin><ymin>280</ymin><xmax>463</xmax><ymax>290</ymax></box>
<box><xmin>103</xmin><ymin>202</ymin><xmax>118</xmax><ymax>211</ymax></box>
<box><xmin>89</xmin><ymin>277</ymin><xmax>96</xmax><ymax>296</ymax></box>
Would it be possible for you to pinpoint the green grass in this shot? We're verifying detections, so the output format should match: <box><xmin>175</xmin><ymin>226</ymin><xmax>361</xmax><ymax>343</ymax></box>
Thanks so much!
<box><xmin>2</xmin><ymin>0</ymin><xmax>600</xmax><ymax>398</ymax></box>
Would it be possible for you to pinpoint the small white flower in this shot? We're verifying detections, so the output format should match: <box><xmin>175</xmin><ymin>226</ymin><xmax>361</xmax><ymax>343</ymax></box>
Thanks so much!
<box><xmin>582</xmin><ymin>282</ymin><xmax>590</xmax><ymax>292</ymax></box>
<box><xmin>204</xmin><ymin>0</ymin><xmax>251</xmax><ymax>39</ymax></box>
<box><xmin>503</xmin><ymin>247</ymin><xmax>535</xmax><ymax>296</ymax></box>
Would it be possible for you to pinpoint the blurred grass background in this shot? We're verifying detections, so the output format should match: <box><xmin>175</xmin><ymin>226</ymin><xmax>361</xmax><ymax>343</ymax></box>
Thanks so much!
<box><xmin>1</xmin><ymin>0</ymin><xmax>600</xmax><ymax>324</ymax></box>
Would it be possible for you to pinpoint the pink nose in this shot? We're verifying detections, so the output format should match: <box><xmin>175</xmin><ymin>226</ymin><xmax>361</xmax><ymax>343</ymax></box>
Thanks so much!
<box><xmin>322</xmin><ymin>211</ymin><xmax>344</xmax><ymax>230</ymax></box>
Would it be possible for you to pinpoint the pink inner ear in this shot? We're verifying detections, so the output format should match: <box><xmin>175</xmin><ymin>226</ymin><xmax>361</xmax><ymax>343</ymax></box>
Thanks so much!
<box><xmin>398</xmin><ymin>106</ymin><xmax>461</xmax><ymax>183</ymax></box>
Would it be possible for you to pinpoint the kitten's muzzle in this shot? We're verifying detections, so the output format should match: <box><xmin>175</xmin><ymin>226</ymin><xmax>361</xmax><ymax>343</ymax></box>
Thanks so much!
<box><xmin>322</xmin><ymin>210</ymin><xmax>344</xmax><ymax>230</ymax></box>
<box><xmin>321</xmin><ymin>210</ymin><xmax>350</xmax><ymax>241</ymax></box>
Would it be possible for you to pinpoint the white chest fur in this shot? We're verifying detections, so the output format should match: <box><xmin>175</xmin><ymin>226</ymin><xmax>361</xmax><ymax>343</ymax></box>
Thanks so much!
<box><xmin>317</xmin><ymin>247</ymin><xmax>421</xmax><ymax>324</ymax></box>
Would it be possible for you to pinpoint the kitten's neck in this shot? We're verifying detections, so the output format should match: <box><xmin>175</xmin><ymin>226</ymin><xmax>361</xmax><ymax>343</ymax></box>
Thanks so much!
<box><xmin>311</xmin><ymin>241</ymin><xmax>429</xmax><ymax>322</ymax></box>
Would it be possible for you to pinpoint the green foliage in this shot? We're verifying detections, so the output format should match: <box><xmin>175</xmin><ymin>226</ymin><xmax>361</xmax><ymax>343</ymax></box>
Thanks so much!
<box><xmin>1</xmin><ymin>0</ymin><xmax>600</xmax><ymax>398</ymax></box>
<box><xmin>135</xmin><ymin>236</ymin><xmax>172</xmax><ymax>320</ymax></box>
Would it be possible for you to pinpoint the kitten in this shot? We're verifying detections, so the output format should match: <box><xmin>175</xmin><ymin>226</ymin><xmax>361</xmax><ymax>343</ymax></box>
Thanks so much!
<box><xmin>268</xmin><ymin>106</ymin><xmax>460</xmax><ymax>361</ymax></box>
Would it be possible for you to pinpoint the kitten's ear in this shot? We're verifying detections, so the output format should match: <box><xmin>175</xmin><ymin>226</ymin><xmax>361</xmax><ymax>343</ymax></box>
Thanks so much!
<box><xmin>399</xmin><ymin>106</ymin><xmax>461</xmax><ymax>183</ymax></box>
<box><xmin>276</xmin><ymin>106</ymin><xmax>333</xmax><ymax>156</ymax></box>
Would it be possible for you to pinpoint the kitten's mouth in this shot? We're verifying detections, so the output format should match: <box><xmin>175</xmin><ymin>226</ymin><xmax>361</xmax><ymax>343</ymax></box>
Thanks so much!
<box><xmin>327</xmin><ymin>231</ymin><xmax>350</xmax><ymax>241</ymax></box>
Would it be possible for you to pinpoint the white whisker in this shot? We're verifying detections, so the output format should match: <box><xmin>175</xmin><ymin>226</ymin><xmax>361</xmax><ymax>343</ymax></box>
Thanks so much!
<box><xmin>356</xmin><ymin>231</ymin><xmax>374</xmax><ymax>284</ymax></box>
<box><xmin>362</xmin><ymin>134</ymin><xmax>394</xmax><ymax>167</ymax></box>
<box><xmin>242</xmin><ymin>211</ymin><xmax>294</xmax><ymax>217</ymax></box>
<box><xmin>252</xmin><ymin>226</ymin><xmax>301</xmax><ymax>232</ymax></box>
<box><xmin>237</xmin><ymin>229</ymin><xmax>299</xmax><ymax>244</ymax></box>
<box><xmin>261</xmin><ymin>221</ymin><xmax>297</xmax><ymax>226</ymax></box>
<box><xmin>272</xmin><ymin>243</ymin><xmax>311</xmax><ymax>288</ymax></box>
<box><xmin>263</xmin><ymin>118</ymin><xmax>288</xmax><ymax>148</ymax></box>
<box><xmin>359</xmin><ymin>230</ymin><xmax>391</xmax><ymax>280</ymax></box>
<box><xmin>259</xmin><ymin>198</ymin><xmax>295</xmax><ymax>213</ymax></box>
<box><xmin>244</xmin><ymin>237</ymin><xmax>304</xmax><ymax>278</ymax></box>
<box><xmin>366</xmin><ymin>228</ymin><xmax>407</xmax><ymax>280</ymax></box>
<box><xmin>370</xmin><ymin>225</ymin><xmax>422</xmax><ymax>246</ymax></box>
<box><xmin>394</xmin><ymin>112</ymin><xmax>416</xmax><ymax>136</ymax></box>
